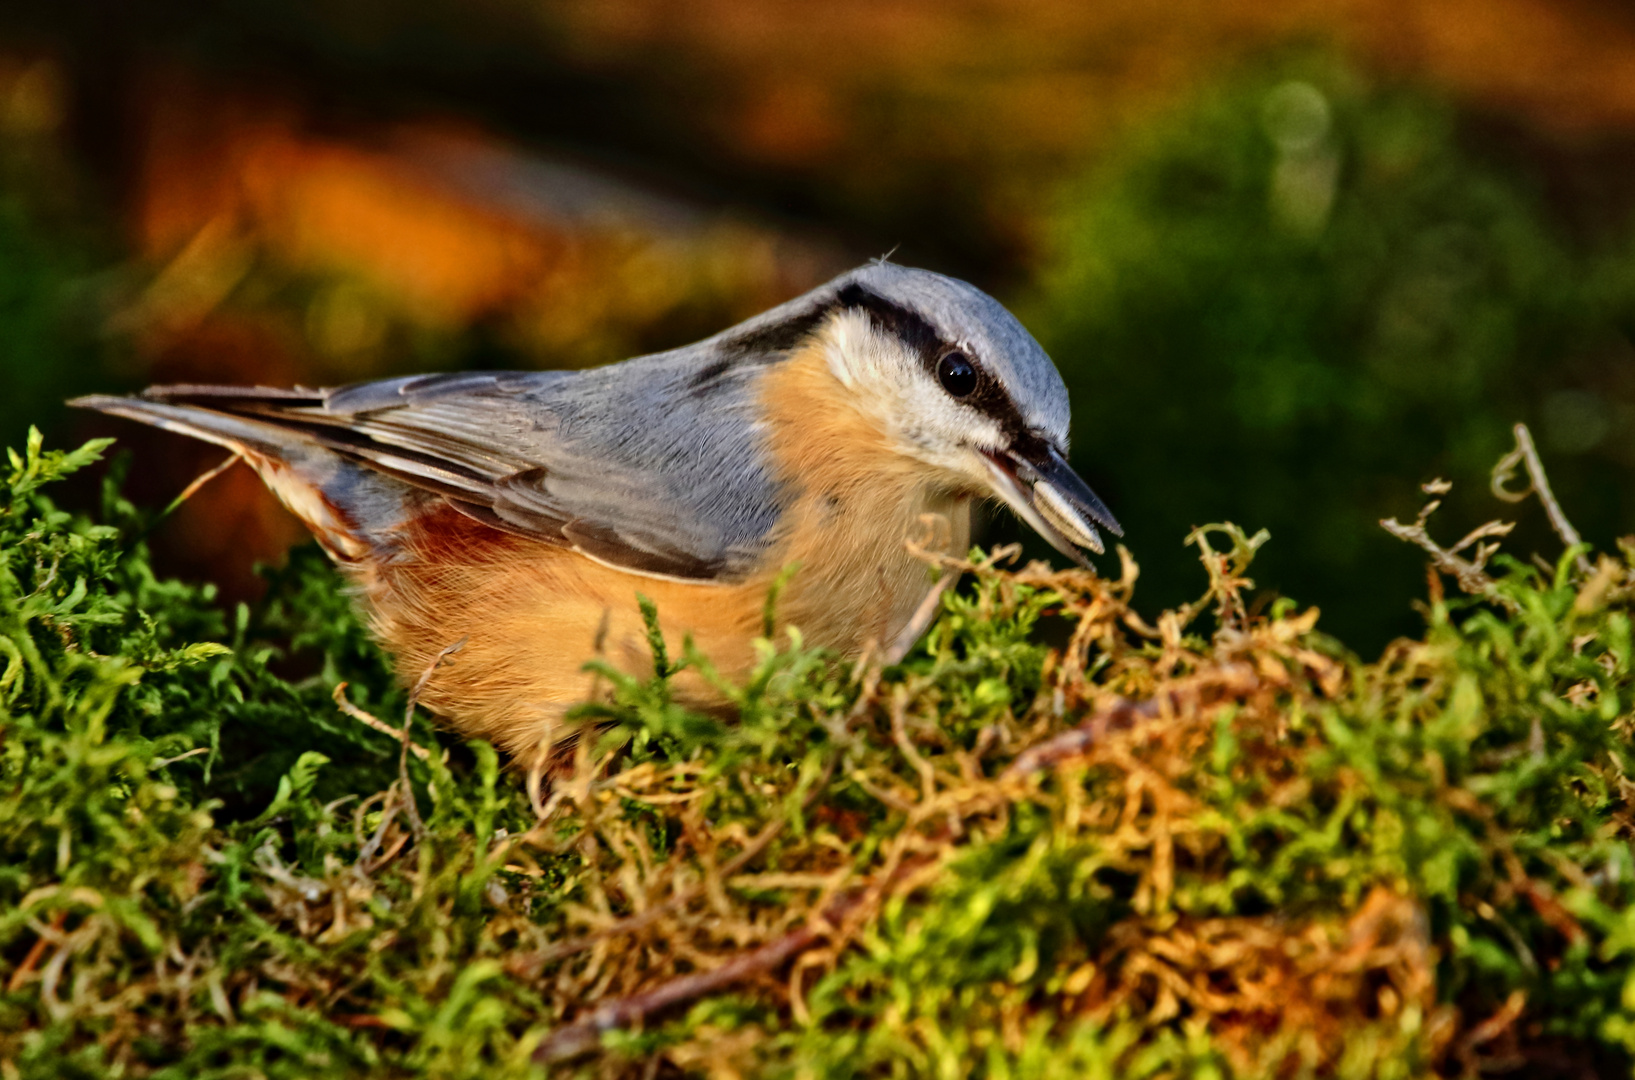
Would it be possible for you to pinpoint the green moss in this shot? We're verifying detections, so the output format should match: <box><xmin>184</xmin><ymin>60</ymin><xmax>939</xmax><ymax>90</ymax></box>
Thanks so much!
<box><xmin>3</xmin><ymin>432</ymin><xmax>1635</xmax><ymax>1078</ymax></box>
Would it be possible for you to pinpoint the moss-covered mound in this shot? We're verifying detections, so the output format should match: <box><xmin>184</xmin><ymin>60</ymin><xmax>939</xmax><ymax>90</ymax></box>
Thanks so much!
<box><xmin>3</xmin><ymin>431</ymin><xmax>1634</xmax><ymax>1078</ymax></box>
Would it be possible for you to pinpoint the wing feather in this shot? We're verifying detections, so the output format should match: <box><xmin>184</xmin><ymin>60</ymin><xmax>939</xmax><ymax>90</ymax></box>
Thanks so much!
<box><xmin>134</xmin><ymin>360</ymin><xmax>786</xmax><ymax>582</ymax></box>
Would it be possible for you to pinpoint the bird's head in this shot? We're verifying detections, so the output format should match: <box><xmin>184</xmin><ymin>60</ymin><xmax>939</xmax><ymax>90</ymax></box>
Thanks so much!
<box><xmin>807</xmin><ymin>261</ymin><xmax>1121</xmax><ymax>564</ymax></box>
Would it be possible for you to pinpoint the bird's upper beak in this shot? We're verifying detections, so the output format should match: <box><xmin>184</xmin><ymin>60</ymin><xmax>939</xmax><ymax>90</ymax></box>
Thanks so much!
<box><xmin>980</xmin><ymin>441</ymin><xmax>1122</xmax><ymax>567</ymax></box>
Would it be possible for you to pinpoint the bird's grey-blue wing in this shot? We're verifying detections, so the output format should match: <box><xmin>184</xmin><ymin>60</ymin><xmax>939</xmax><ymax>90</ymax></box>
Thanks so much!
<box><xmin>104</xmin><ymin>358</ymin><xmax>787</xmax><ymax>581</ymax></box>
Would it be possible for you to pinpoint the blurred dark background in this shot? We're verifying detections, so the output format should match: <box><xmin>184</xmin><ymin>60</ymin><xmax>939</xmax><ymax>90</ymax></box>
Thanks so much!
<box><xmin>5</xmin><ymin>0</ymin><xmax>1635</xmax><ymax>652</ymax></box>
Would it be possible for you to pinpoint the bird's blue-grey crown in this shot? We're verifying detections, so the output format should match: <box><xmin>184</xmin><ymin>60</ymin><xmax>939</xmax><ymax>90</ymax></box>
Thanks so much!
<box><xmin>713</xmin><ymin>260</ymin><xmax>1072</xmax><ymax>450</ymax></box>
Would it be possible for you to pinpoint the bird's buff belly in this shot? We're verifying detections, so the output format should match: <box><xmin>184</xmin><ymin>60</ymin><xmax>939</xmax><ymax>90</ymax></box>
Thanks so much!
<box><xmin>354</xmin><ymin>501</ymin><xmax>966</xmax><ymax>760</ymax></box>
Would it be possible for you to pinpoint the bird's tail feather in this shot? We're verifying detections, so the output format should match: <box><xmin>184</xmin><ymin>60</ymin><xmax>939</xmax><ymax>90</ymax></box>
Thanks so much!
<box><xmin>70</xmin><ymin>390</ymin><xmax>412</xmax><ymax>564</ymax></box>
<box><xmin>70</xmin><ymin>392</ymin><xmax>321</xmax><ymax>458</ymax></box>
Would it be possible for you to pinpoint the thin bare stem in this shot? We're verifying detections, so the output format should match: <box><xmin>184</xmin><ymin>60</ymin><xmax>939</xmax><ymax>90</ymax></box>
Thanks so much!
<box><xmin>534</xmin><ymin>908</ymin><xmax>839</xmax><ymax>1063</ymax></box>
<box><xmin>333</xmin><ymin>682</ymin><xmax>430</xmax><ymax>761</ymax></box>
<box><xmin>398</xmin><ymin>638</ymin><xmax>466</xmax><ymax>838</ymax></box>
<box><xmin>994</xmin><ymin>660</ymin><xmax>1249</xmax><ymax>777</ymax></box>
<box><xmin>1382</xmin><ymin>478</ymin><xmax>1519</xmax><ymax>612</ymax></box>
<box><xmin>149</xmin><ymin>746</ymin><xmax>211</xmax><ymax>770</ymax></box>
<box><xmin>534</xmin><ymin>846</ymin><xmax>925</xmax><ymax>1064</ymax></box>
<box><xmin>1000</xmin><ymin>696</ymin><xmax>1163</xmax><ymax>779</ymax></box>
<box><xmin>890</xmin><ymin>686</ymin><xmax>937</xmax><ymax>802</ymax></box>
<box><xmin>137</xmin><ymin>451</ymin><xmax>245</xmax><ymax>544</ymax></box>
<box><xmin>1381</xmin><ymin>518</ymin><xmax>1518</xmax><ymax>612</ymax></box>
<box><xmin>521</xmin><ymin>818</ymin><xmax>789</xmax><ymax>973</ymax></box>
<box><xmin>163</xmin><ymin>451</ymin><xmax>244</xmax><ymax>518</ymax></box>
<box><xmin>1492</xmin><ymin>422</ymin><xmax>1592</xmax><ymax>576</ymax></box>
<box><xmin>1380</xmin><ymin>515</ymin><xmax>1519</xmax><ymax>613</ymax></box>
<box><xmin>1000</xmin><ymin>663</ymin><xmax>1259</xmax><ymax>780</ymax></box>
<box><xmin>884</xmin><ymin>568</ymin><xmax>959</xmax><ymax>664</ymax></box>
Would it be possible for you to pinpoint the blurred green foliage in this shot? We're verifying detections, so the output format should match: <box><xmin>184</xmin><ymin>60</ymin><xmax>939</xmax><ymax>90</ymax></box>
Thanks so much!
<box><xmin>0</xmin><ymin>196</ymin><xmax>107</xmax><ymax>452</ymax></box>
<box><xmin>1030</xmin><ymin>59</ymin><xmax>1635</xmax><ymax>651</ymax></box>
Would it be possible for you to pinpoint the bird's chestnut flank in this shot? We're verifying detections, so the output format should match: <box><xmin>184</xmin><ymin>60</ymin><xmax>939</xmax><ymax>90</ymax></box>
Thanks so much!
<box><xmin>73</xmin><ymin>260</ymin><xmax>1121</xmax><ymax>761</ymax></box>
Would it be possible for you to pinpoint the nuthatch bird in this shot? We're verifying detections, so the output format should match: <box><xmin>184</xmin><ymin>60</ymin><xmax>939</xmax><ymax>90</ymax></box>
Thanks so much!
<box><xmin>74</xmin><ymin>261</ymin><xmax>1120</xmax><ymax>758</ymax></box>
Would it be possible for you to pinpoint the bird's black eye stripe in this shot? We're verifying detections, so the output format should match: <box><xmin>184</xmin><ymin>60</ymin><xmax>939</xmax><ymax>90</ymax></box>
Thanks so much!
<box><xmin>836</xmin><ymin>283</ymin><xmax>942</xmax><ymax>359</ymax></box>
<box><xmin>836</xmin><ymin>284</ymin><xmax>986</xmax><ymax>391</ymax></box>
<box><xmin>836</xmin><ymin>281</ymin><xmax>1033</xmax><ymax>435</ymax></box>
<box><xmin>937</xmin><ymin>351</ymin><xmax>978</xmax><ymax>398</ymax></box>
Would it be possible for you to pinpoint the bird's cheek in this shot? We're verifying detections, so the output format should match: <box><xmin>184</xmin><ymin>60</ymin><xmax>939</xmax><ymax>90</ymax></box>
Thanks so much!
<box><xmin>959</xmin><ymin>447</ymin><xmax>1006</xmax><ymax>492</ymax></box>
<box><xmin>884</xmin><ymin>422</ymin><xmax>952</xmax><ymax>471</ymax></box>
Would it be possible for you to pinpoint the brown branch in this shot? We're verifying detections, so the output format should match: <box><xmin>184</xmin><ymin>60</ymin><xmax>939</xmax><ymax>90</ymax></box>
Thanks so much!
<box><xmin>533</xmin><ymin>848</ymin><xmax>932</xmax><ymax>1064</ymax></box>
<box><xmin>355</xmin><ymin>790</ymin><xmax>404</xmax><ymax>875</ymax></box>
<box><xmin>6</xmin><ymin>910</ymin><xmax>67</xmax><ymax>992</ymax></box>
<box><xmin>1381</xmin><ymin>478</ymin><xmax>1521</xmax><ymax>613</ymax></box>
<box><xmin>514</xmin><ymin>756</ymin><xmax>839</xmax><ymax>975</ymax></box>
<box><xmin>527</xmin><ymin>647</ymin><xmax>1259</xmax><ymax>1063</ymax></box>
<box><xmin>150</xmin><ymin>746</ymin><xmax>212</xmax><ymax>770</ymax></box>
<box><xmin>1456</xmin><ymin>988</ymin><xmax>1527</xmax><ymax>1070</ymax></box>
<box><xmin>533</xmin><ymin>906</ymin><xmax>841</xmax><ymax>1063</ymax></box>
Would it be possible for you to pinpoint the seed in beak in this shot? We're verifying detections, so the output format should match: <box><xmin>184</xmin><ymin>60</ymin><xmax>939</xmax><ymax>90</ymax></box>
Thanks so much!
<box><xmin>1033</xmin><ymin>480</ymin><xmax>1105</xmax><ymax>554</ymax></box>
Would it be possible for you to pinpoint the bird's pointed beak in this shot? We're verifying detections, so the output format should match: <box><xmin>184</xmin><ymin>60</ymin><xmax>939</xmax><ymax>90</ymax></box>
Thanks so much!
<box><xmin>980</xmin><ymin>441</ymin><xmax>1122</xmax><ymax>567</ymax></box>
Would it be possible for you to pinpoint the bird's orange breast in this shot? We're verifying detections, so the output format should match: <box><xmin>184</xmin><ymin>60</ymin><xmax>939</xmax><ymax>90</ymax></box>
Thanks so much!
<box><xmin>351</xmin><ymin>343</ymin><xmax>969</xmax><ymax>760</ymax></box>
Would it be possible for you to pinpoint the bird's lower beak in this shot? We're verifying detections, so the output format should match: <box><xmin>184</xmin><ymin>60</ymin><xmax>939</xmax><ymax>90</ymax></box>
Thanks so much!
<box><xmin>980</xmin><ymin>443</ymin><xmax>1123</xmax><ymax>567</ymax></box>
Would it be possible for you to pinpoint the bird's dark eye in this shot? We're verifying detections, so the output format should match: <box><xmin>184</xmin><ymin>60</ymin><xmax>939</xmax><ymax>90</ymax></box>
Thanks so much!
<box><xmin>937</xmin><ymin>352</ymin><xmax>978</xmax><ymax>398</ymax></box>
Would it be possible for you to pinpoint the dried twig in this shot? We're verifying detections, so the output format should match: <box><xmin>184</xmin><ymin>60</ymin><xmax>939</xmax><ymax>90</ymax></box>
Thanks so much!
<box><xmin>1492</xmin><ymin>422</ymin><xmax>1592</xmax><ymax>577</ymax></box>
<box><xmin>534</xmin><ymin>848</ymin><xmax>929</xmax><ymax>1064</ymax></box>
<box><xmin>333</xmin><ymin>682</ymin><xmax>431</xmax><ymax>761</ymax></box>
<box><xmin>1381</xmin><ymin>479</ymin><xmax>1518</xmax><ymax>612</ymax></box>
<box><xmin>534</xmin><ymin>904</ymin><xmax>847</xmax><ymax>1063</ymax></box>
<box><xmin>1001</xmin><ymin>663</ymin><xmax>1259</xmax><ymax>780</ymax></box>
<box><xmin>1001</xmin><ymin>696</ymin><xmax>1164</xmax><ymax>779</ymax></box>
<box><xmin>149</xmin><ymin>746</ymin><xmax>212</xmax><ymax>770</ymax></box>
<box><xmin>882</xmin><ymin>511</ymin><xmax>974</xmax><ymax>665</ymax></box>
<box><xmin>355</xmin><ymin>790</ymin><xmax>404</xmax><ymax>874</ymax></box>
<box><xmin>134</xmin><ymin>451</ymin><xmax>247</xmax><ymax>545</ymax></box>
<box><xmin>890</xmin><ymin>686</ymin><xmax>937</xmax><ymax>801</ymax></box>
<box><xmin>519</xmin><ymin>817</ymin><xmax>789</xmax><ymax>973</ymax></box>
<box><xmin>1380</xmin><ymin>518</ymin><xmax>1518</xmax><ymax>611</ymax></box>
<box><xmin>6</xmin><ymin>910</ymin><xmax>67</xmax><ymax>992</ymax></box>
<box><xmin>1456</xmin><ymin>989</ymin><xmax>1528</xmax><ymax>1063</ymax></box>
<box><xmin>884</xmin><ymin>568</ymin><xmax>959</xmax><ymax>664</ymax></box>
<box><xmin>397</xmin><ymin>638</ymin><xmax>466</xmax><ymax>838</ymax></box>
<box><xmin>160</xmin><ymin>451</ymin><xmax>244</xmax><ymax>520</ymax></box>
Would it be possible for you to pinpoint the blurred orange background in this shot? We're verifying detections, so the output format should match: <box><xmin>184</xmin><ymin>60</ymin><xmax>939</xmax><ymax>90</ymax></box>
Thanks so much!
<box><xmin>5</xmin><ymin>0</ymin><xmax>1635</xmax><ymax>644</ymax></box>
